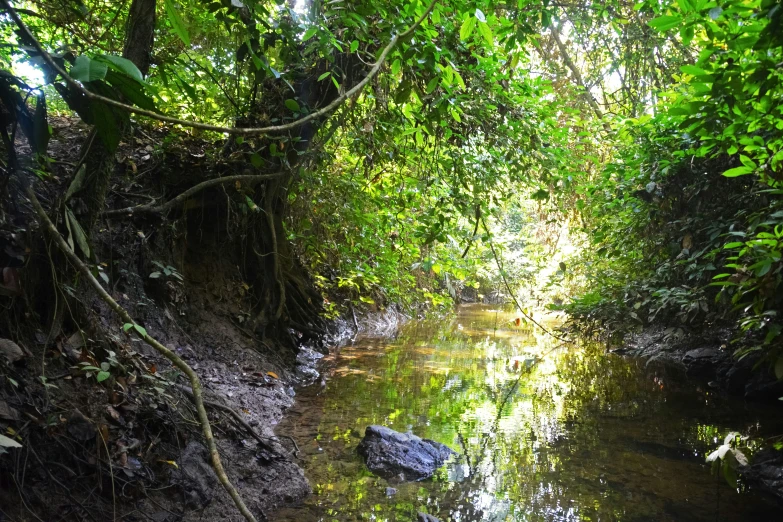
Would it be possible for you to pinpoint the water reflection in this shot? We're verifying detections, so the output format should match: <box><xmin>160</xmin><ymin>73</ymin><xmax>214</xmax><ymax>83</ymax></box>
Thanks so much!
<box><xmin>274</xmin><ymin>305</ymin><xmax>781</xmax><ymax>521</ymax></box>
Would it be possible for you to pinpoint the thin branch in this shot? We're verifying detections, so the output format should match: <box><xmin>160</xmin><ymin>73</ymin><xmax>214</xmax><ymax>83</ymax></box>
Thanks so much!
<box><xmin>182</xmin><ymin>51</ymin><xmax>240</xmax><ymax>112</ymax></box>
<box><xmin>103</xmin><ymin>172</ymin><xmax>283</xmax><ymax>216</ymax></box>
<box><xmin>481</xmin><ymin>216</ymin><xmax>573</xmax><ymax>344</ymax></box>
<box><xmin>26</xmin><ymin>187</ymin><xmax>259</xmax><ymax>522</ymax></box>
<box><xmin>461</xmin><ymin>205</ymin><xmax>481</xmax><ymax>258</ymax></box>
<box><xmin>2</xmin><ymin>0</ymin><xmax>438</xmax><ymax>136</ymax></box>
<box><xmin>549</xmin><ymin>18</ymin><xmax>610</xmax><ymax>132</ymax></box>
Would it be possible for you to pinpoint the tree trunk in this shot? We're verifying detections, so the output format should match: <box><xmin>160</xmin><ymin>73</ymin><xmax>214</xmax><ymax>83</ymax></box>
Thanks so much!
<box><xmin>77</xmin><ymin>0</ymin><xmax>156</xmax><ymax>230</ymax></box>
<box><xmin>123</xmin><ymin>0</ymin><xmax>156</xmax><ymax>77</ymax></box>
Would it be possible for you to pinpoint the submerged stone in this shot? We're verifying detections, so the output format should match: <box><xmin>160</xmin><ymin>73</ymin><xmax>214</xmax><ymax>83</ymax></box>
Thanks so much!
<box><xmin>357</xmin><ymin>425</ymin><xmax>455</xmax><ymax>481</ymax></box>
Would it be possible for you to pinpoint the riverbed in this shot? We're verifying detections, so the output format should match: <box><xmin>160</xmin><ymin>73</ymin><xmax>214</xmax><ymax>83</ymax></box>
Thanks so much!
<box><xmin>274</xmin><ymin>304</ymin><xmax>782</xmax><ymax>521</ymax></box>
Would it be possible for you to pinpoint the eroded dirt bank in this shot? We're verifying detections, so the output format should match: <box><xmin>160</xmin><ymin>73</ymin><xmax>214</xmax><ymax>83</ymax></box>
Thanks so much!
<box><xmin>1</xmin><ymin>224</ymin><xmax>313</xmax><ymax>521</ymax></box>
<box><xmin>0</xmin><ymin>118</ymin><xmax>328</xmax><ymax>521</ymax></box>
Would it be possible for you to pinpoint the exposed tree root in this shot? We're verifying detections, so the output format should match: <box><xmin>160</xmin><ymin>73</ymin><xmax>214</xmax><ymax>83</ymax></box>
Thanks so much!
<box><xmin>173</xmin><ymin>383</ymin><xmax>283</xmax><ymax>455</ymax></box>
<box><xmin>103</xmin><ymin>172</ymin><xmax>283</xmax><ymax>217</ymax></box>
<box><xmin>26</xmin><ymin>186</ymin><xmax>260</xmax><ymax>522</ymax></box>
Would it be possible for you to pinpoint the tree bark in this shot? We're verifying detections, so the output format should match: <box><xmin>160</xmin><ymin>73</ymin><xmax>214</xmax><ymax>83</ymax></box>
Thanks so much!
<box><xmin>77</xmin><ymin>0</ymin><xmax>156</xmax><ymax>230</ymax></box>
<box><xmin>123</xmin><ymin>0</ymin><xmax>156</xmax><ymax>77</ymax></box>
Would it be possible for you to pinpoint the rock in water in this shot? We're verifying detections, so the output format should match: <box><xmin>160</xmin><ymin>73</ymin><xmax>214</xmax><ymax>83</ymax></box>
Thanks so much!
<box><xmin>357</xmin><ymin>425</ymin><xmax>455</xmax><ymax>481</ymax></box>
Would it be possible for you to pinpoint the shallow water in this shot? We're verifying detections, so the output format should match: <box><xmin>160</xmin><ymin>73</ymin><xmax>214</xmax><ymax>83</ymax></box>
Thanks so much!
<box><xmin>274</xmin><ymin>304</ymin><xmax>782</xmax><ymax>521</ymax></box>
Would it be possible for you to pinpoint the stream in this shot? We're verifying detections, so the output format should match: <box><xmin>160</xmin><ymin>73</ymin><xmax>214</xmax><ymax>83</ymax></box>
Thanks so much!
<box><xmin>275</xmin><ymin>304</ymin><xmax>782</xmax><ymax>521</ymax></box>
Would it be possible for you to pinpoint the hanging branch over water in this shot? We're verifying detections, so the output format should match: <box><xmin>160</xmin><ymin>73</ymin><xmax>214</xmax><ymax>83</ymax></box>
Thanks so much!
<box><xmin>481</xmin><ymin>216</ymin><xmax>573</xmax><ymax>344</ymax></box>
<box><xmin>1</xmin><ymin>0</ymin><xmax>437</xmax><ymax>136</ymax></box>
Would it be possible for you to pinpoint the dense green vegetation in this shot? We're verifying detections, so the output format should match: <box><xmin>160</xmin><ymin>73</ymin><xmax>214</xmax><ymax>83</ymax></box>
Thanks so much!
<box><xmin>3</xmin><ymin>0</ymin><xmax>783</xmax><ymax>519</ymax></box>
<box><xmin>2</xmin><ymin>0</ymin><xmax>782</xmax><ymax>394</ymax></box>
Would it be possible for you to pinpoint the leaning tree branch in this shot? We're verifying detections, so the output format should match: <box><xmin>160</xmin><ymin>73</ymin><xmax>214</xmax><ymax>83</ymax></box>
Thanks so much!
<box><xmin>103</xmin><ymin>172</ymin><xmax>284</xmax><ymax>216</ymax></box>
<box><xmin>480</xmin><ymin>216</ymin><xmax>573</xmax><ymax>344</ymax></box>
<box><xmin>2</xmin><ymin>0</ymin><xmax>437</xmax><ymax>136</ymax></box>
<box><xmin>27</xmin><ymin>186</ymin><xmax>259</xmax><ymax>522</ymax></box>
<box><xmin>549</xmin><ymin>18</ymin><xmax>611</xmax><ymax>132</ymax></box>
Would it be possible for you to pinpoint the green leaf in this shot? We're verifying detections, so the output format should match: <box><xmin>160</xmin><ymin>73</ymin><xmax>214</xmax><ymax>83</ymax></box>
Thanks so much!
<box><xmin>531</xmin><ymin>188</ymin><xmax>550</xmax><ymax>200</ymax></box>
<box><xmin>391</xmin><ymin>58</ymin><xmax>401</xmax><ymax>76</ymax></box>
<box><xmin>460</xmin><ymin>16</ymin><xmax>476</xmax><ymax>41</ymax></box>
<box><xmin>740</xmin><ymin>155</ymin><xmax>757</xmax><ymax>169</ymax></box>
<box><xmin>285</xmin><ymin>99</ymin><xmax>301</xmax><ymax>112</ymax></box>
<box><xmin>757</xmin><ymin>261</ymin><xmax>772</xmax><ymax>276</ymax></box>
<box><xmin>350</xmin><ymin>40</ymin><xmax>359</xmax><ymax>53</ymax></box>
<box><xmin>680</xmin><ymin>65</ymin><xmax>708</xmax><ymax>76</ymax></box>
<box><xmin>91</xmin><ymin>101</ymin><xmax>122</xmax><ymax>153</ymax></box>
<box><xmin>133</xmin><ymin>324</ymin><xmax>147</xmax><ymax>337</ymax></box>
<box><xmin>70</xmin><ymin>56</ymin><xmax>108</xmax><ymax>82</ymax></box>
<box><xmin>105</xmin><ymin>71</ymin><xmax>157</xmax><ymax>111</ymax></box>
<box><xmin>677</xmin><ymin>0</ymin><xmax>694</xmax><ymax>12</ymax></box>
<box><xmin>164</xmin><ymin>0</ymin><xmax>190</xmax><ymax>46</ymax></box>
<box><xmin>250</xmin><ymin>153</ymin><xmax>263</xmax><ymax>168</ymax></box>
<box><xmin>65</xmin><ymin>208</ymin><xmax>91</xmax><ymax>259</ymax></box>
<box><xmin>317</xmin><ymin>71</ymin><xmax>331</xmax><ymax>81</ymax></box>
<box><xmin>648</xmin><ymin>15</ymin><xmax>683</xmax><ymax>31</ymax></box>
<box><xmin>722</xmin><ymin>166</ymin><xmax>753</xmax><ymax>177</ymax></box>
<box><xmin>478</xmin><ymin>22</ymin><xmax>494</xmax><ymax>46</ymax></box>
<box><xmin>99</xmin><ymin>55</ymin><xmax>144</xmax><ymax>82</ymax></box>
<box><xmin>453</xmin><ymin>69</ymin><xmax>466</xmax><ymax>90</ymax></box>
<box><xmin>775</xmin><ymin>355</ymin><xmax>783</xmax><ymax>380</ymax></box>
<box><xmin>0</xmin><ymin>434</ymin><xmax>22</xmax><ymax>449</ymax></box>
<box><xmin>302</xmin><ymin>27</ymin><xmax>318</xmax><ymax>41</ymax></box>
<box><xmin>123</xmin><ymin>323</ymin><xmax>133</xmax><ymax>332</ymax></box>
<box><xmin>96</xmin><ymin>371</ymin><xmax>111</xmax><ymax>383</ymax></box>
<box><xmin>426</xmin><ymin>76</ymin><xmax>440</xmax><ymax>94</ymax></box>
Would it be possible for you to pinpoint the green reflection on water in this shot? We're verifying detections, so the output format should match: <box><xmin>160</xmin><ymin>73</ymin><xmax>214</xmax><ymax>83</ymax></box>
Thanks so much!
<box><xmin>274</xmin><ymin>305</ymin><xmax>782</xmax><ymax>521</ymax></box>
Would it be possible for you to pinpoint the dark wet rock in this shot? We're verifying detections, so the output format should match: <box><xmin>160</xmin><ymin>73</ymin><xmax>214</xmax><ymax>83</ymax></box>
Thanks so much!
<box><xmin>626</xmin><ymin>439</ymin><xmax>699</xmax><ymax>463</ymax></box>
<box><xmin>294</xmin><ymin>346</ymin><xmax>323</xmax><ymax>386</ymax></box>
<box><xmin>417</xmin><ymin>512</ymin><xmax>440</xmax><ymax>522</ymax></box>
<box><xmin>681</xmin><ymin>347</ymin><xmax>728</xmax><ymax>376</ymax></box>
<box><xmin>622</xmin><ymin>327</ymin><xmax>783</xmax><ymax>400</ymax></box>
<box><xmin>742</xmin><ymin>448</ymin><xmax>783</xmax><ymax>500</ymax></box>
<box><xmin>173</xmin><ymin>442</ymin><xmax>219</xmax><ymax>510</ymax></box>
<box><xmin>358</xmin><ymin>425</ymin><xmax>455</xmax><ymax>481</ymax></box>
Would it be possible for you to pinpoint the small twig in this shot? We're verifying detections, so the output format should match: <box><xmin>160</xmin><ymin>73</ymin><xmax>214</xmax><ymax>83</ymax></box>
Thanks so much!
<box><xmin>276</xmin><ymin>435</ymin><xmax>300</xmax><ymax>457</ymax></box>
<box><xmin>350</xmin><ymin>302</ymin><xmax>359</xmax><ymax>330</ymax></box>
<box><xmin>11</xmin><ymin>474</ymin><xmax>45</xmax><ymax>522</ymax></box>
<box><xmin>29</xmin><ymin>446</ymin><xmax>99</xmax><ymax>522</ymax></box>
